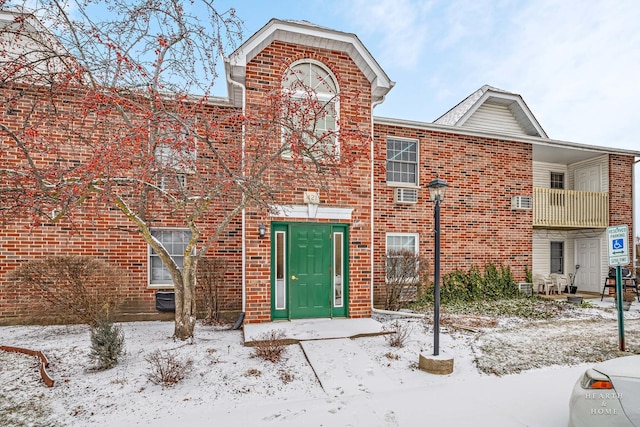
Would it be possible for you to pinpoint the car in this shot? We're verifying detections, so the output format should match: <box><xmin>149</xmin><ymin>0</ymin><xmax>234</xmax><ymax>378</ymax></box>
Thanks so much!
<box><xmin>569</xmin><ymin>355</ymin><xmax>640</xmax><ymax>426</ymax></box>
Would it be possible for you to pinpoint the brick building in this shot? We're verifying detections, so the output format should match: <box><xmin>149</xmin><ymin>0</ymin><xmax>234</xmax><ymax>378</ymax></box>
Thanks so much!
<box><xmin>1</xmin><ymin>17</ymin><xmax>638</xmax><ymax>325</ymax></box>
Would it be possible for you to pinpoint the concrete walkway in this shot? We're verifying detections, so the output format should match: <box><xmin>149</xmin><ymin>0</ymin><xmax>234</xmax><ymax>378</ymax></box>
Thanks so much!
<box><xmin>301</xmin><ymin>338</ymin><xmax>396</xmax><ymax>397</ymax></box>
<box><xmin>154</xmin><ymin>364</ymin><xmax>587</xmax><ymax>426</ymax></box>
<box><xmin>243</xmin><ymin>318</ymin><xmax>386</xmax><ymax>345</ymax></box>
<box><xmin>244</xmin><ymin>318</ymin><xmax>393</xmax><ymax>397</ymax></box>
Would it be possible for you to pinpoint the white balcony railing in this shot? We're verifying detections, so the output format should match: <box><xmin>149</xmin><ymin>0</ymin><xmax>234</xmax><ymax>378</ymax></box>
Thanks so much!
<box><xmin>533</xmin><ymin>188</ymin><xmax>608</xmax><ymax>228</ymax></box>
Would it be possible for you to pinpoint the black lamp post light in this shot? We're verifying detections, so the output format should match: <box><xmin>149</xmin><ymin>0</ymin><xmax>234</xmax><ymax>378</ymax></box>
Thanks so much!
<box><xmin>427</xmin><ymin>177</ymin><xmax>447</xmax><ymax>356</ymax></box>
<box><xmin>418</xmin><ymin>177</ymin><xmax>454</xmax><ymax>375</ymax></box>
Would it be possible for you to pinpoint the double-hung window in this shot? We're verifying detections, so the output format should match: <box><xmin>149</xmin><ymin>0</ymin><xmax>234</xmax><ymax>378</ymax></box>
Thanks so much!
<box><xmin>549</xmin><ymin>172</ymin><xmax>565</xmax><ymax>206</ymax></box>
<box><xmin>386</xmin><ymin>137</ymin><xmax>418</xmax><ymax>185</ymax></box>
<box><xmin>550</xmin><ymin>241</ymin><xmax>564</xmax><ymax>274</ymax></box>
<box><xmin>386</xmin><ymin>233</ymin><xmax>419</xmax><ymax>281</ymax></box>
<box><xmin>149</xmin><ymin>229</ymin><xmax>192</xmax><ymax>286</ymax></box>
<box><xmin>154</xmin><ymin>118</ymin><xmax>196</xmax><ymax>192</ymax></box>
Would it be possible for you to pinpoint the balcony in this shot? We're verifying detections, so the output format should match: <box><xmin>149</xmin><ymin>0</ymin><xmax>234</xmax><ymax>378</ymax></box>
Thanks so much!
<box><xmin>533</xmin><ymin>188</ymin><xmax>609</xmax><ymax>228</ymax></box>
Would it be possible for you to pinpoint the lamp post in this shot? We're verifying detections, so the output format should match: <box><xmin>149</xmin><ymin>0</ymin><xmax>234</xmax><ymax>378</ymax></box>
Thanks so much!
<box><xmin>428</xmin><ymin>177</ymin><xmax>448</xmax><ymax>356</ymax></box>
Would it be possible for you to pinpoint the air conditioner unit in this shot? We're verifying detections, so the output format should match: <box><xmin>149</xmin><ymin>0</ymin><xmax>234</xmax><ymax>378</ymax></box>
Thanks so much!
<box><xmin>394</xmin><ymin>187</ymin><xmax>418</xmax><ymax>204</ymax></box>
<box><xmin>511</xmin><ymin>196</ymin><xmax>532</xmax><ymax>210</ymax></box>
<box><xmin>518</xmin><ymin>282</ymin><xmax>533</xmax><ymax>296</ymax></box>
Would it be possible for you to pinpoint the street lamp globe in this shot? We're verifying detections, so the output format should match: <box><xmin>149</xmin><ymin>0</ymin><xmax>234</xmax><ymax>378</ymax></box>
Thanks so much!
<box><xmin>427</xmin><ymin>178</ymin><xmax>448</xmax><ymax>203</ymax></box>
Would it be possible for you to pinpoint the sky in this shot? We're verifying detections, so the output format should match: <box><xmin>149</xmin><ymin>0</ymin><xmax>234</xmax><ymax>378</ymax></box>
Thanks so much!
<box><xmin>213</xmin><ymin>0</ymin><xmax>640</xmax><ymax>234</ymax></box>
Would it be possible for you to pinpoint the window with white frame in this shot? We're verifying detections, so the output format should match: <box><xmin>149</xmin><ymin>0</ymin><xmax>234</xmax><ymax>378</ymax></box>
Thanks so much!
<box><xmin>154</xmin><ymin>118</ymin><xmax>196</xmax><ymax>191</ymax></box>
<box><xmin>149</xmin><ymin>229</ymin><xmax>192</xmax><ymax>286</ymax></box>
<box><xmin>386</xmin><ymin>233</ymin><xmax>419</xmax><ymax>280</ymax></box>
<box><xmin>386</xmin><ymin>137</ymin><xmax>418</xmax><ymax>185</ymax></box>
<box><xmin>282</xmin><ymin>61</ymin><xmax>339</xmax><ymax>157</ymax></box>
<box><xmin>550</xmin><ymin>172</ymin><xmax>564</xmax><ymax>189</ymax></box>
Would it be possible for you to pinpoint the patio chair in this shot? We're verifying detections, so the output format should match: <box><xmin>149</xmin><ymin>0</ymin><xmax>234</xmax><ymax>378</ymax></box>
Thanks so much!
<box><xmin>550</xmin><ymin>274</ymin><xmax>568</xmax><ymax>294</ymax></box>
<box><xmin>533</xmin><ymin>273</ymin><xmax>558</xmax><ymax>295</ymax></box>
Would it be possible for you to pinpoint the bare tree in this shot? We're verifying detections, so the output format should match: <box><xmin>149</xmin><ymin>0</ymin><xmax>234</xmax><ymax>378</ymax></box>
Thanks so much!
<box><xmin>0</xmin><ymin>1</ymin><xmax>370</xmax><ymax>339</ymax></box>
<box><xmin>384</xmin><ymin>249</ymin><xmax>429</xmax><ymax>311</ymax></box>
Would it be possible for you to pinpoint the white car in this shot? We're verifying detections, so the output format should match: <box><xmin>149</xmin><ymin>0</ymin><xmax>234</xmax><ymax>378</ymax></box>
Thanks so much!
<box><xmin>569</xmin><ymin>355</ymin><xmax>640</xmax><ymax>426</ymax></box>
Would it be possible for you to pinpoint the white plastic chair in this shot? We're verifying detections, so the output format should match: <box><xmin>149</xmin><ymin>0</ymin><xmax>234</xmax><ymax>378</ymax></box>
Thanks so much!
<box><xmin>550</xmin><ymin>274</ymin><xmax>568</xmax><ymax>294</ymax></box>
<box><xmin>533</xmin><ymin>274</ymin><xmax>558</xmax><ymax>295</ymax></box>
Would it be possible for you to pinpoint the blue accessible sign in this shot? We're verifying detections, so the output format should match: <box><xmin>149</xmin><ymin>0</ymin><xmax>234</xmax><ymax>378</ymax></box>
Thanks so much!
<box><xmin>606</xmin><ymin>225</ymin><xmax>629</xmax><ymax>266</ymax></box>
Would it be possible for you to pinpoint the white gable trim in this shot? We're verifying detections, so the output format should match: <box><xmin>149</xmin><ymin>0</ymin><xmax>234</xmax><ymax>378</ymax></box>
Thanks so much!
<box><xmin>228</xmin><ymin>19</ymin><xmax>393</xmax><ymax>104</ymax></box>
<box><xmin>456</xmin><ymin>90</ymin><xmax>548</xmax><ymax>138</ymax></box>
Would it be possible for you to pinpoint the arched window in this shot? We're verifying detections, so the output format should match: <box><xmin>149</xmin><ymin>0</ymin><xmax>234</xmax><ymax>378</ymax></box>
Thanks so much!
<box><xmin>282</xmin><ymin>60</ymin><xmax>339</xmax><ymax>157</ymax></box>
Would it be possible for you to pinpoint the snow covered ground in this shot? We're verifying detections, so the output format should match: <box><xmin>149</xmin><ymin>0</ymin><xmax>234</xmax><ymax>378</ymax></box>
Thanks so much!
<box><xmin>1</xmin><ymin>297</ymin><xmax>639</xmax><ymax>426</ymax></box>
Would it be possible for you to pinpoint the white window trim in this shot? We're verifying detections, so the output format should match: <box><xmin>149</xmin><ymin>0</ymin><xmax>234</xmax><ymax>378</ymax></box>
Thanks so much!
<box><xmin>281</xmin><ymin>60</ymin><xmax>340</xmax><ymax>159</ymax></box>
<box><xmin>385</xmin><ymin>232</ymin><xmax>420</xmax><ymax>253</ymax></box>
<box><xmin>148</xmin><ymin>228</ymin><xmax>193</xmax><ymax>288</ymax></box>
<box><xmin>386</xmin><ymin>136</ymin><xmax>419</xmax><ymax>186</ymax></box>
<box><xmin>385</xmin><ymin>232</ymin><xmax>420</xmax><ymax>283</ymax></box>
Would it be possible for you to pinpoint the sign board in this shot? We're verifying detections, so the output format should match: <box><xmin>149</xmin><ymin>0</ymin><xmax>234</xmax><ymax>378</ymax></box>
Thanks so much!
<box><xmin>607</xmin><ymin>225</ymin><xmax>629</xmax><ymax>266</ymax></box>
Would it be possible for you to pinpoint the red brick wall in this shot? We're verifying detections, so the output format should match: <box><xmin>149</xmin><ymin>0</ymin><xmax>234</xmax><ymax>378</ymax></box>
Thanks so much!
<box><xmin>0</xmin><ymin>85</ymin><xmax>245</xmax><ymax>325</ymax></box>
<box><xmin>372</xmin><ymin>125</ymin><xmax>534</xmax><ymax>305</ymax></box>
<box><xmin>241</xmin><ymin>41</ymin><xmax>373</xmax><ymax>323</ymax></box>
<box><xmin>608</xmin><ymin>154</ymin><xmax>635</xmax><ymax>269</ymax></box>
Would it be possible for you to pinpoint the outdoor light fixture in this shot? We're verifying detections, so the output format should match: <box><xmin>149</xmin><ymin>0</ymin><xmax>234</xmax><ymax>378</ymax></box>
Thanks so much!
<box><xmin>258</xmin><ymin>223</ymin><xmax>266</xmax><ymax>239</ymax></box>
<box><xmin>428</xmin><ymin>177</ymin><xmax>448</xmax><ymax>203</ymax></box>
<box><xmin>427</xmin><ymin>177</ymin><xmax>448</xmax><ymax>356</ymax></box>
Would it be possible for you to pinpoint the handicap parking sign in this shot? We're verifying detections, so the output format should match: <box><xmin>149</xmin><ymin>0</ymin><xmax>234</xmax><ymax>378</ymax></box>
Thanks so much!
<box><xmin>612</xmin><ymin>238</ymin><xmax>624</xmax><ymax>251</ymax></box>
<box><xmin>607</xmin><ymin>225</ymin><xmax>629</xmax><ymax>266</ymax></box>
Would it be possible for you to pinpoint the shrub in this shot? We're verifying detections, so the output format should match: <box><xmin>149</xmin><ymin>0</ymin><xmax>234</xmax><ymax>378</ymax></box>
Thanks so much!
<box><xmin>145</xmin><ymin>349</ymin><xmax>193</xmax><ymax>387</ymax></box>
<box><xmin>89</xmin><ymin>320</ymin><xmax>125</xmax><ymax>370</ymax></box>
<box><xmin>9</xmin><ymin>256</ymin><xmax>125</xmax><ymax>326</ymax></box>
<box><xmin>384</xmin><ymin>249</ymin><xmax>429</xmax><ymax>310</ymax></box>
<box><xmin>197</xmin><ymin>258</ymin><xmax>228</xmax><ymax>324</ymax></box>
<box><xmin>417</xmin><ymin>263</ymin><xmax>519</xmax><ymax>305</ymax></box>
<box><xmin>252</xmin><ymin>330</ymin><xmax>288</xmax><ymax>363</ymax></box>
<box><xmin>383</xmin><ymin>320</ymin><xmax>412</xmax><ymax>348</ymax></box>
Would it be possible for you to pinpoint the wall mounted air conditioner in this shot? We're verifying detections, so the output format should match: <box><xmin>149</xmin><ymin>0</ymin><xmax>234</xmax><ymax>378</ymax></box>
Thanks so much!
<box><xmin>394</xmin><ymin>188</ymin><xmax>418</xmax><ymax>204</ymax></box>
<box><xmin>511</xmin><ymin>196</ymin><xmax>533</xmax><ymax>210</ymax></box>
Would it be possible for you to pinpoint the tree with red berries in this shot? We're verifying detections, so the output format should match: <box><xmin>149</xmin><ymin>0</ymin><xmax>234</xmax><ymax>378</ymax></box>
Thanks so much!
<box><xmin>0</xmin><ymin>1</ymin><xmax>369</xmax><ymax>339</ymax></box>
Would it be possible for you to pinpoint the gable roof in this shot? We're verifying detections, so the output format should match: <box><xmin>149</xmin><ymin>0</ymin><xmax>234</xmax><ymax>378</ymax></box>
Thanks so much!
<box><xmin>434</xmin><ymin>85</ymin><xmax>548</xmax><ymax>138</ymax></box>
<box><xmin>225</xmin><ymin>18</ymin><xmax>394</xmax><ymax>107</ymax></box>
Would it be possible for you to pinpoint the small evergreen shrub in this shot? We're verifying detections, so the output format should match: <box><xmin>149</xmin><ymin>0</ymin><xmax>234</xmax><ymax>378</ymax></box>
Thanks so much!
<box><xmin>89</xmin><ymin>320</ymin><xmax>125</xmax><ymax>370</ymax></box>
<box><xmin>417</xmin><ymin>263</ymin><xmax>519</xmax><ymax>305</ymax></box>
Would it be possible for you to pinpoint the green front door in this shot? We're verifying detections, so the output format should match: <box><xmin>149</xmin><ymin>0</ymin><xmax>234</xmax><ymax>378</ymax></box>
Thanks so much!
<box><xmin>271</xmin><ymin>222</ymin><xmax>348</xmax><ymax>320</ymax></box>
<box><xmin>289</xmin><ymin>224</ymin><xmax>331</xmax><ymax>319</ymax></box>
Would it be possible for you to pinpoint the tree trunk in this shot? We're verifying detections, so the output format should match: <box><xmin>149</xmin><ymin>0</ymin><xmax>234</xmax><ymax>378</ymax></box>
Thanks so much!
<box><xmin>173</xmin><ymin>265</ymin><xmax>197</xmax><ymax>340</ymax></box>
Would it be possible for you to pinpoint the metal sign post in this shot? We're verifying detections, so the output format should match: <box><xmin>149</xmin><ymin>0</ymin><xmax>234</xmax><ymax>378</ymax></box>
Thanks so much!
<box><xmin>607</xmin><ymin>225</ymin><xmax>629</xmax><ymax>352</ymax></box>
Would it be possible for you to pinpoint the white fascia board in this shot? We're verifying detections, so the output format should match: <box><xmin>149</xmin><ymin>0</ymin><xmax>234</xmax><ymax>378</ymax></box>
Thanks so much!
<box><xmin>373</xmin><ymin>115</ymin><xmax>640</xmax><ymax>158</ymax></box>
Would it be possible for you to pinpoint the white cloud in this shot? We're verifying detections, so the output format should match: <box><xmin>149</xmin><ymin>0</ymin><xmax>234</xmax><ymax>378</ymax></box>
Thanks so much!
<box><xmin>340</xmin><ymin>0</ymin><xmax>435</xmax><ymax>69</ymax></box>
<box><xmin>479</xmin><ymin>0</ymin><xmax>640</xmax><ymax>149</ymax></box>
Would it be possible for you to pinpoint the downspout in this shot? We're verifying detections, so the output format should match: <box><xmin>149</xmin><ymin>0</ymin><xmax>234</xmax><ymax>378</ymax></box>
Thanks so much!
<box><xmin>370</xmin><ymin>95</ymin><xmax>385</xmax><ymax>315</ymax></box>
<box><xmin>225</xmin><ymin>58</ymin><xmax>247</xmax><ymax>316</ymax></box>
<box><xmin>633</xmin><ymin>158</ymin><xmax>639</xmax><ymax>278</ymax></box>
